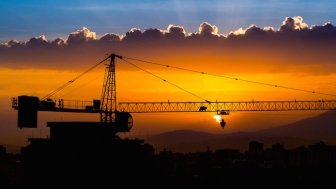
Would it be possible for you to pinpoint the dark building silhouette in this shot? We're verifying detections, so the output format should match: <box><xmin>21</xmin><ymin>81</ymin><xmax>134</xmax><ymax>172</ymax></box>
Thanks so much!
<box><xmin>0</xmin><ymin>145</ymin><xmax>6</xmax><ymax>156</ymax></box>
<box><xmin>248</xmin><ymin>140</ymin><xmax>264</xmax><ymax>153</ymax></box>
<box><xmin>20</xmin><ymin>122</ymin><xmax>155</xmax><ymax>188</ymax></box>
<box><xmin>2</xmin><ymin>135</ymin><xmax>336</xmax><ymax>188</ymax></box>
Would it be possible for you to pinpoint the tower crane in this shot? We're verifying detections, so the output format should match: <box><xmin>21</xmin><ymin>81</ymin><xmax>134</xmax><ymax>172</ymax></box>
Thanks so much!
<box><xmin>11</xmin><ymin>53</ymin><xmax>336</xmax><ymax>188</ymax></box>
<box><xmin>11</xmin><ymin>53</ymin><xmax>336</xmax><ymax>131</ymax></box>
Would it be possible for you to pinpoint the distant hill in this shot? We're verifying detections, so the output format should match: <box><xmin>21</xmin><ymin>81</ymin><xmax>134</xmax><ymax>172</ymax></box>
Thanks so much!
<box><xmin>146</xmin><ymin>111</ymin><xmax>336</xmax><ymax>153</ymax></box>
<box><xmin>257</xmin><ymin>110</ymin><xmax>336</xmax><ymax>142</ymax></box>
<box><xmin>146</xmin><ymin>130</ymin><xmax>219</xmax><ymax>152</ymax></box>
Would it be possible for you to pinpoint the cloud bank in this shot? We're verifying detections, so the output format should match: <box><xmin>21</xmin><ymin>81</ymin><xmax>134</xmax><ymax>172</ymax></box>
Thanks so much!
<box><xmin>2</xmin><ymin>16</ymin><xmax>335</xmax><ymax>47</ymax></box>
<box><xmin>1</xmin><ymin>16</ymin><xmax>336</xmax><ymax>73</ymax></box>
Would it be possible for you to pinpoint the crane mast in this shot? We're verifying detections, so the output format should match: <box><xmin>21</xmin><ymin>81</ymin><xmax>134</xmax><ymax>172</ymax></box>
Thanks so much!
<box><xmin>100</xmin><ymin>54</ymin><xmax>122</xmax><ymax>123</ymax></box>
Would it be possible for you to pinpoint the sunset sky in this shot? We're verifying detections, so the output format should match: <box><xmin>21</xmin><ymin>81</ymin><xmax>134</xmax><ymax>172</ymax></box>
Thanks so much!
<box><xmin>1</xmin><ymin>0</ymin><xmax>336</xmax><ymax>151</ymax></box>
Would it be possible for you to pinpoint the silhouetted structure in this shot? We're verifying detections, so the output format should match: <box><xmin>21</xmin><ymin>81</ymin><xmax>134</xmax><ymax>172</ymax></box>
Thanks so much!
<box><xmin>0</xmin><ymin>145</ymin><xmax>6</xmax><ymax>156</ymax></box>
<box><xmin>3</xmin><ymin>138</ymin><xmax>336</xmax><ymax>188</ymax></box>
<box><xmin>249</xmin><ymin>140</ymin><xmax>264</xmax><ymax>153</ymax></box>
<box><xmin>20</xmin><ymin>122</ymin><xmax>154</xmax><ymax>188</ymax></box>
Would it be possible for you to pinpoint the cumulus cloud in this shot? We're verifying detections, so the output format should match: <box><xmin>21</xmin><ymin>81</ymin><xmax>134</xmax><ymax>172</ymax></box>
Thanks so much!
<box><xmin>227</xmin><ymin>25</ymin><xmax>274</xmax><ymax>39</ymax></box>
<box><xmin>26</xmin><ymin>35</ymin><xmax>49</xmax><ymax>47</ymax></box>
<box><xmin>1</xmin><ymin>40</ymin><xmax>20</xmax><ymax>48</ymax></box>
<box><xmin>67</xmin><ymin>27</ymin><xmax>96</xmax><ymax>45</ymax></box>
<box><xmin>51</xmin><ymin>38</ymin><xmax>66</xmax><ymax>46</ymax></box>
<box><xmin>311</xmin><ymin>22</ymin><xmax>336</xmax><ymax>33</ymax></box>
<box><xmin>165</xmin><ymin>25</ymin><xmax>186</xmax><ymax>38</ymax></box>
<box><xmin>198</xmin><ymin>22</ymin><xmax>218</xmax><ymax>36</ymax></box>
<box><xmin>123</xmin><ymin>28</ymin><xmax>165</xmax><ymax>41</ymax></box>
<box><xmin>280</xmin><ymin>16</ymin><xmax>308</xmax><ymax>31</ymax></box>
<box><xmin>123</xmin><ymin>28</ymin><xmax>142</xmax><ymax>41</ymax></box>
<box><xmin>245</xmin><ymin>25</ymin><xmax>263</xmax><ymax>35</ymax></box>
<box><xmin>123</xmin><ymin>25</ymin><xmax>186</xmax><ymax>41</ymax></box>
<box><xmin>99</xmin><ymin>33</ymin><xmax>121</xmax><ymax>42</ymax></box>
<box><xmin>263</xmin><ymin>26</ymin><xmax>275</xmax><ymax>32</ymax></box>
<box><xmin>142</xmin><ymin>28</ymin><xmax>164</xmax><ymax>40</ymax></box>
<box><xmin>245</xmin><ymin>25</ymin><xmax>275</xmax><ymax>36</ymax></box>
<box><xmin>231</xmin><ymin>27</ymin><xmax>246</xmax><ymax>36</ymax></box>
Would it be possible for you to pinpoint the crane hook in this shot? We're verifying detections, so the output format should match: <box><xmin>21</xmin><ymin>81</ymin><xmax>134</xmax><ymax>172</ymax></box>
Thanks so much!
<box><xmin>220</xmin><ymin>119</ymin><xmax>226</xmax><ymax>129</ymax></box>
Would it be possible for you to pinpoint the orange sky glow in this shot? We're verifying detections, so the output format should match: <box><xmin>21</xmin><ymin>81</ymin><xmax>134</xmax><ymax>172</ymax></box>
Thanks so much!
<box><xmin>1</xmin><ymin>17</ymin><xmax>336</xmax><ymax>150</ymax></box>
<box><xmin>1</xmin><ymin>57</ymin><xmax>335</xmax><ymax>148</ymax></box>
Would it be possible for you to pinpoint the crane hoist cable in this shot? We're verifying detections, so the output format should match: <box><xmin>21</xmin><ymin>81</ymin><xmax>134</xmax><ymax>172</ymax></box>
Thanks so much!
<box><xmin>123</xmin><ymin>56</ymin><xmax>336</xmax><ymax>97</ymax></box>
<box><xmin>57</xmin><ymin>74</ymin><xmax>102</xmax><ymax>99</ymax></box>
<box><xmin>43</xmin><ymin>54</ymin><xmax>336</xmax><ymax>101</ymax></box>
<box><xmin>121</xmin><ymin>58</ymin><xmax>211</xmax><ymax>103</ymax></box>
<box><xmin>43</xmin><ymin>55</ymin><xmax>111</xmax><ymax>99</ymax></box>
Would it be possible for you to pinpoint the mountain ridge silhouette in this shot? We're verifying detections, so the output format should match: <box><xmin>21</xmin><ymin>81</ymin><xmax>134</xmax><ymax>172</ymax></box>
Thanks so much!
<box><xmin>147</xmin><ymin>111</ymin><xmax>336</xmax><ymax>152</ymax></box>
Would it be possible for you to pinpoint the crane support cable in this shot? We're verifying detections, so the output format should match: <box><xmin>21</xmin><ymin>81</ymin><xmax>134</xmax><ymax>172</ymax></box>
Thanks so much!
<box><xmin>121</xmin><ymin>59</ymin><xmax>210</xmax><ymax>103</ymax></box>
<box><xmin>123</xmin><ymin>56</ymin><xmax>336</xmax><ymax>97</ymax></box>
<box><xmin>43</xmin><ymin>55</ymin><xmax>111</xmax><ymax>99</ymax></box>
